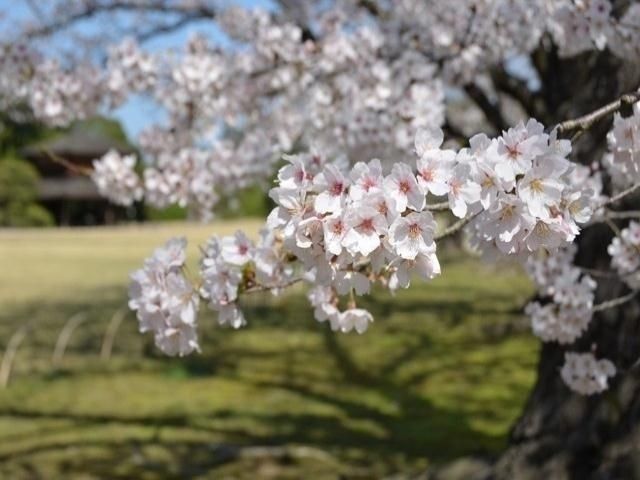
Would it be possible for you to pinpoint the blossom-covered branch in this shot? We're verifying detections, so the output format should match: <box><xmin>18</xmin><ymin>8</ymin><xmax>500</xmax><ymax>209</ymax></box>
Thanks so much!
<box><xmin>7</xmin><ymin>0</ymin><xmax>640</xmax><ymax>399</ymax></box>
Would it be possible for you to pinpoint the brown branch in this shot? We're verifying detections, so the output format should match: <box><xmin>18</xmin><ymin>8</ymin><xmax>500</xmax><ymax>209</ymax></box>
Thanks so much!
<box><xmin>578</xmin><ymin>267</ymin><xmax>620</xmax><ymax>279</ymax></box>
<box><xmin>464</xmin><ymin>83</ymin><xmax>508</xmax><ymax>132</ymax></box>
<box><xmin>601</xmin><ymin>182</ymin><xmax>640</xmax><ymax>208</ymax></box>
<box><xmin>434</xmin><ymin>211</ymin><xmax>480</xmax><ymax>241</ymax></box>
<box><xmin>593</xmin><ymin>290</ymin><xmax>639</xmax><ymax>312</ymax></box>
<box><xmin>491</xmin><ymin>67</ymin><xmax>540</xmax><ymax>120</ymax></box>
<box><xmin>426</xmin><ymin>201</ymin><xmax>450</xmax><ymax>212</ymax></box>
<box><xmin>242</xmin><ymin>278</ymin><xmax>303</xmax><ymax>295</ymax></box>
<box><xmin>605</xmin><ymin>210</ymin><xmax>640</xmax><ymax>219</ymax></box>
<box><xmin>357</xmin><ymin>0</ymin><xmax>383</xmax><ymax>17</ymax></box>
<box><xmin>555</xmin><ymin>90</ymin><xmax>640</xmax><ymax>136</ymax></box>
<box><xmin>24</xmin><ymin>1</ymin><xmax>215</xmax><ymax>39</ymax></box>
<box><xmin>41</xmin><ymin>149</ymin><xmax>92</xmax><ymax>176</ymax></box>
<box><xmin>136</xmin><ymin>13</ymin><xmax>204</xmax><ymax>43</ymax></box>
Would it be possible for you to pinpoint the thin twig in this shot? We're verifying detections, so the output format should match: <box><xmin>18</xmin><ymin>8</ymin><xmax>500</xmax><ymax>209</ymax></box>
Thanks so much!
<box><xmin>464</xmin><ymin>83</ymin><xmax>507</xmax><ymax>132</ymax></box>
<box><xmin>242</xmin><ymin>278</ymin><xmax>303</xmax><ymax>294</ymax></box>
<box><xmin>555</xmin><ymin>90</ymin><xmax>640</xmax><ymax>135</ymax></box>
<box><xmin>578</xmin><ymin>267</ymin><xmax>620</xmax><ymax>279</ymax></box>
<box><xmin>425</xmin><ymin>201</ymin><xmax>450</xmax><ymax>211</ymax></box>
<box><xmin>601</xmin><ymin>182</ymin><xmax>640</xmax><ymax>208</ymax></box>
<box><xmin>604</xmin><ymin>217</ymin><xmax>624</xmax><ymax>237</ymax></box>
<box><xmin>605</xmin><ymin>210</ymin><xmax>640</xmax><ymax>220</ymax></box>
<box><xmin>434</xmin><ymin>211</ymin><xmax>480</xmax><ymax>241</ymax></box>
<box><xmin>25</xmin><ymin>1</ymin><xmax>216</xmax><ymax>39</ymax></box>
<box><xmin>41</xmin><ymin>148</ymin><xmax>92</xmax><ymax>176</ymax></box>
<box><xmin>593</xmin><ymin>290</ymin><xmax>639</xmax><ymax>312</ymax></box>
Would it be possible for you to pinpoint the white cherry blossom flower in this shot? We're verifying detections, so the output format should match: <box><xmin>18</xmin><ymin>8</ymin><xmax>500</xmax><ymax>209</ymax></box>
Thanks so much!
<box><xmin>416</xmin><ymin>149</ymin><xmax>455</xmax><ymax>196</ymax></box>
<box><xmin>334</xmin><ymin>270</ymin><xmax>371</xmax><ymax>296</ymax></box>
<box><xmin>447</xmin><ymin>163</ymin><xmax>481</xmax><ymax>218</ymax></box>
<box><xmin>518</xmin><ymin>164</ymin><xmax>564</xmax><ymax>219</ymax></box>
<box><xmin>388</xmin><ymin>211</ymin><xmax>436</xmax><ymax>260</ymax></box>
<box><xmin>323</xmin><ymin>213</ymin><xmax>348</xmax><ymax>256</ymax></box>
<box><xmin>383</xmin><ymin>163</ymin><xmax>425</xmax><ymax>212</ymax></box>
<box><xmin>314</xmin><ymin>163</ymin><xmax>349</xmax><ymax>213</ymax></box>
<box><xmin>389</xmin><ymin>250</ymin><xmax>441</xmax><ymax>290</ymax></box>
<box><xmin>92</xmin><ymin>149</ymin><xmax>143</xmax><ymax>206</ymax></box>
<box><xmin>338</xmin><ymin>308</ymin><xmax>374</xmax><ymax>334</ymax></box>
<box><xmin>414</xmin><ymin>126</ymin><xmax>444</xmax><ymax>156</ymax></box>
<box><xmin>342</xmin><ymin>206</ymin><xmax>387</xmax><ymax>256</ymax></box>
<box><xmin>221</xmin><ymin>230</ymin><xmax>255</xmax><ymax>266</ymax></box>
<box><xmin>216</xmin><ymin>303</ymin><xmax>247</xmax><ymax>329</ymax></box>
<box><xmin>561</xmin><ymin>352</ymin><xmax>616</xmax><ymax>395</ymax></box>
<box><xmin>349</xmin><ymin>159</ymin><xmax>383</xmax><ymax>200</ymax></box>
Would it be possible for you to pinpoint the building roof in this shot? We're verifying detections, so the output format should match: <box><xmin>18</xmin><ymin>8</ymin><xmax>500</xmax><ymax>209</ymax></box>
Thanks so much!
<box><xmin>22</xmin><ymin>118</ymin><xmax>135</xmax><ymax>177</ymax></box>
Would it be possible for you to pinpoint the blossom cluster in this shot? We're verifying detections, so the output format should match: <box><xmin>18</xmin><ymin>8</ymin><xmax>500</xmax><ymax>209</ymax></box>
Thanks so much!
<box><xmin>92</xmin><ymin>150</ymin><xmax>143</xmax><ymax>207</ymax></box>
<box><xmin>461</xmin><ymin>120</ymin><xmax>595</xmax><ymax>258</ymax></box>
<box><xmin>603</xmin><ymin>104</ymin><xmax>640</xmax><ymax>191</ymax></box>
<box><xmin>4</xmin><ymin>1</ymin><xmax>639</xmax><ymax>220</ymax></box>
<box><xmin>128</xmin><ymin>238</ymin><xmax>200</xmax><ymax>356</ymax></box>
<box><xmin>549</xmin><ymin>0</ymin><xmax>640</xmax><ymax>59</ymax></box>
<box><xmin>525</xmin><ymin>246</ymin><xmax>597</xmax><ymax>344</ymax></box>
<box><xmin>266</xmin><ymin>149</ymin><xmax>444</xmax><ymax>328</ymax></box>
<box><xmin>560</xmin><ymin>351</ymin><xmax>616</xmax><ymax>395</ymax></box>
<box><xmin>5</xmin><ymin>0</ymin><xmax>633</xmax><ymax>396</ymax></box>
<box><xmin>128</xmin><ymin>125</ymin><xmax>603</xmax><ymax>369</ymax></box>
<box><xmin>199</xmin><ymin>229</ymin><xmax>294</xmax><ymax>330</ymax></box>
<box><xmin>608</xmin><ymin>221</ymin><xmax>640</xmax><ymax>290</ymax></box>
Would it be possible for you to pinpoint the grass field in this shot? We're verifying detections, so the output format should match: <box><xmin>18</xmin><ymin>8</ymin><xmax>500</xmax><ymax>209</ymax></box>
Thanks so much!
<box><xmin>0</xmin><ymin>221</ymin><xmax>538</xmax><ymax>479</ymax></box>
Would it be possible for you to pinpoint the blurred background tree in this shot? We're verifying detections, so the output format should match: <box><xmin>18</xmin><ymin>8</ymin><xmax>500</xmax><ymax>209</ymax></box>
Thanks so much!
<box><xmin>0</xmin><ymin>112</ymin><xmax>55</xmax><ymax>227</ymax></box>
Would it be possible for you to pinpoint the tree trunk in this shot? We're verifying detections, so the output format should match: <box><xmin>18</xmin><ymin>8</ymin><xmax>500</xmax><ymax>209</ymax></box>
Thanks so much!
<box><xmin>492</xmin><ymin>225</ymin><xmax>640</xmax><ymax>480</ymax></box>
<box><xmin>491</xmin><ymin>30</ymin><xmax>640</xmax><ymax>478</ymax></box>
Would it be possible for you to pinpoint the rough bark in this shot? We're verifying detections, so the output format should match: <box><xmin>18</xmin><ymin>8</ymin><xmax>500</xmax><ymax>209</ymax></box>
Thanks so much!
<box><xmin>490</xmin><ymin>29</ymin><xmax>640</xmax><ymax>479</ymax></box>
<box><xmin>493</xmin><ymin>226</ymin><xmax>640</xmax><ymax>480</ymax></box>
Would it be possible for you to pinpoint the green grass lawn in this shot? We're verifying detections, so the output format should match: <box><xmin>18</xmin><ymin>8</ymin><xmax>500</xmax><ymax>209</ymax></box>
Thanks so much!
<box><xmin>0</xmin><ymin>221</ymin><xmax>538</xmax><ymax>479</ymax></box>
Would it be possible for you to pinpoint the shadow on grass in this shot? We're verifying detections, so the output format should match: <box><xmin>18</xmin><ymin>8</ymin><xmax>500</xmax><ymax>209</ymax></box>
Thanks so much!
<box><xmin>0</xmin><ymin>276</ymin><xmax>535</xmax><ymax>478</ymax></box>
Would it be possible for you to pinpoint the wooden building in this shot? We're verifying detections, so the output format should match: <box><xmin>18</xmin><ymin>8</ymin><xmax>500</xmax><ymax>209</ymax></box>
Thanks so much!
<box><xmin>22</xmin><ymin>122</ymin><xmax>139</xmax><ymax>226</ymax></box>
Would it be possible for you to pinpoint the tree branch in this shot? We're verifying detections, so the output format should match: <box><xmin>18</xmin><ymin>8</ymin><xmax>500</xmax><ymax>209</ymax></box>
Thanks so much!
<box><xmin>491</xmin><ymin>67</ymin><xmax>540</xmax><ymax>120</ymax></box>
<box><xmin>593</xmin><ymin>290</ymin><xmax>639</xmax><ymax>312</ymax></box>
<box><xmin>601</xmin><ymin>182</ymin><xmax>640</xmax><ymax>208</ymax></box>
<box><xmin>136</xmin><ymin>13</ymin><xmax>205</xmax><ymax>43</ymax></box>
<box><xmin>41</xmin><ymin>149</ymin><xmax>92</xmax><ymax>176</ymax></box>
<box><xmin>242</xmin><ymin>278</ymin><xmax>303</xmax><ymax>295</ymax></box>
<box><xmin>426</xmin><ymin>201</ymin><xmax>450</xmax><ymax>212</ymax></box>
<box><xmin>464</xmin><ymin>83</ymin><xmax>508</xmax><ymax>132</ymax></box>
<box><xmin>24</xmin><ymin>1</ymin><xmax>216</xmax><ymax>39</ymax></box>
<box><xmin>555</xmin><ymin>90</ymin><xmax>640</xmax><ymax>137</ymax></box>
<box><xmin>434</xmin><ymin>211</ymin><xmax>480</xmax><ymax>241</ymax></box>
<box><xmin>605</xmin><ymin>210</ymin><xmax>640</xmax><ymax>220</ymax></box>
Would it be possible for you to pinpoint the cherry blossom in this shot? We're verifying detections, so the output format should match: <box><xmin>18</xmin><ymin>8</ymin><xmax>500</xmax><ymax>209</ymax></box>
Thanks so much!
<box><xmin>608</xmin><ymin>221</ymin><xmax>640</xmax><ymax>289</ymax></box>
<box><xmin>560</xmin><ymin>352</ymin><xmax>616</xmax><ymax>395</ymax></box>
<box><xmin>6</xmin><ymin>0</ymin><xmax>640</xmax><ymax>397</ymax></box>
<box><xmin>384</xmin><ymin>163</ymin><xmax>425</xmax><ymax>213</ymax></box>
<box><xmin>92</xmin><ymin>150</ymin><xmax>143</xmax><ymax>206</ymax></box>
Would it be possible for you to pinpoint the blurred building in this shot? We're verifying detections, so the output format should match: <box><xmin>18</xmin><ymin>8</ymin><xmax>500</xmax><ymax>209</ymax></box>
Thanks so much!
<box><xmin>22</xmin><ymin>120</ymin><xmax>140</xmax><ymax>226</ymax></box>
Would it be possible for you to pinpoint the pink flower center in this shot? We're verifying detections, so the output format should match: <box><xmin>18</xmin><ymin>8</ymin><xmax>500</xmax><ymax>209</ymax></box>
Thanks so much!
<box><xmin>360</xmin><ymin>218</ymin><xmax>374</xmax><ymax>232</ymax></box>
<box><xmin>331</xmin><ymin>221</ymin><xmax>344</xmax><ymax>234</ymax></box>
<box><xmin>363</xmin><ymin>177</ymin><xmax>377</xmax><ymax>191</ymax></box>
<box><xmin>399</xmin><ymin>180</ymin><xmax>411</xmax><ymax>194</ymax></box>
<box><xmin>408</xmin><ymin>223</ymin><xmax>421</xmax><ymax>238</ymax></box>
<box><xmin>420</xmin><ymin>169</ymin><xmax>434</xmax><ymax>182</ymax></box>
<box><xmin>506</xmin><ymin>144</ymin><xmax>521</xmax><ymax>160</ymax></box>
<box><xmin>330</xmin><ymin>181</ymin><xmax>344</xmax><ymax>196</ymax></box>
